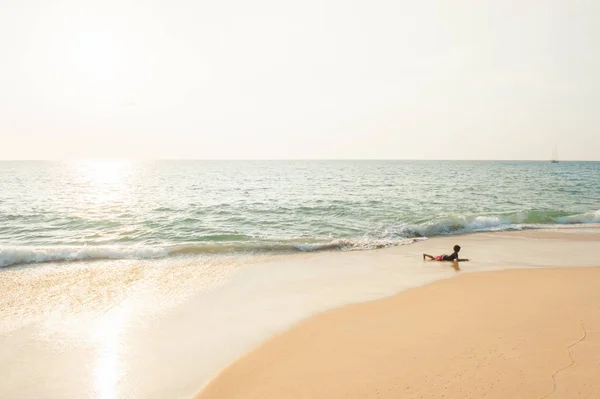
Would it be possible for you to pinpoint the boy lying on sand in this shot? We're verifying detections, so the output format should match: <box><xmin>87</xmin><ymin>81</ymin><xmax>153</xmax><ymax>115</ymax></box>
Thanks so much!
<box><xmin>423</xmin><ymin>245</ymin><xmax>469</xmax><ymax>262</ymax></box>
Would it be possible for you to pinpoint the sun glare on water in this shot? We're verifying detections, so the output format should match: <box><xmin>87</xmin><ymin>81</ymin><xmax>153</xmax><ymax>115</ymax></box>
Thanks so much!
<box><xmin>70</xmin><ymin>160</ymin><xmax>133</xmax><ymax>208</ymax></box>
<box><xmin>73</xmin><ymin>160</ymin><xmax>131</xmax><ymax>186</ymax></box>
<box><xmin>81</xmin><ymin>160</ymin><xmax>131</xmax><ymax>185</ymax></box>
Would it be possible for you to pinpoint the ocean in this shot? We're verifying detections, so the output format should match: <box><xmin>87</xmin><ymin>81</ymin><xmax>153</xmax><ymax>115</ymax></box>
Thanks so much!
<box><xmin>1</xmin><ymin>160</ymin><xmax>599</xmax><ymax>267</ymax></box>
<box><xmin>1</xmin><ymin>160</ymin><xmax>599</xmax><ymax>399</ymax></box>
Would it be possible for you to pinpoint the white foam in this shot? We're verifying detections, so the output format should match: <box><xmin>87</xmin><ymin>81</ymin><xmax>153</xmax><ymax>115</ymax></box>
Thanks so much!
<box><xmin>3</xmin><ymin>209</ymin><xmax>599</xmax><ymax>268</ymax></box>
<box><xmin>393</xmin><ymin>215</ymin><xmax>516</xmax><ymax>238</ymax></box>
<box><xmin>556</xmin><ymin>209</ymin><xmax>600</xmax><ymax>224</ymax></box>
<box><xmin>0</xmin><ymin>245</ymin><xmax>169</xmax><ymax>267</ymax></box>
<box><xmin>390</xmin><ymin>210</ymin><xmax>600</xmax><ymax>239</ymax></box>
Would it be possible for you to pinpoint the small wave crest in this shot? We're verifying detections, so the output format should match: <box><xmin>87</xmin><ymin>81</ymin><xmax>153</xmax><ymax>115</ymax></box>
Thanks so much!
<box><xmin>390</xmin><ymin>216</ymin><xmax>516</xmax><ymax>238</ymax></box>
<box><xmin>0</xmin><ymin>245</ymin><xmax>169</xmax><ymax>268</ymax></box>
<box><xmin>2</xmin><ymin>209</ymin><xmax>598</xmax><ymax>267</ymax></box>
<box><xmin>293</xmin><ymin>238</ymin><xmax>419</xmax><ymax>252</ymax></box>
<box><xmin>0</xmin><ymin>238</ymin><xmax>418</xmax><ymax>267</ymax></box>
<box><xmin>170</xmin><ymin>237</ymin><xmax>418</xmax><ymax>256</ymax></box>
<box><xmin>387</xmin><ymin>209</ymin><xmax>600</xmax><ymax>238</ymax></box>
<box><xmin>555</xmin><ymin>209</ymin><xmax>600</xmax><ymax>224</ymax></box>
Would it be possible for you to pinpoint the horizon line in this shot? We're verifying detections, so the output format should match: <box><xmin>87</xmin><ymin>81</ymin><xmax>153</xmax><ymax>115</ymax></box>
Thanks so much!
<box><xmin>0</xmin><ymin>158</ymin><xmax>597</xmax><ymax>162</ymax></box>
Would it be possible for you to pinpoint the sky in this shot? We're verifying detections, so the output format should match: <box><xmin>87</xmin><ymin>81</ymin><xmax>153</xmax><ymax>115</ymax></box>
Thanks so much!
<box><xmin>0</xmin><ymin>0</ymin><xmax>598</xmax><ymax>160</ymax></box>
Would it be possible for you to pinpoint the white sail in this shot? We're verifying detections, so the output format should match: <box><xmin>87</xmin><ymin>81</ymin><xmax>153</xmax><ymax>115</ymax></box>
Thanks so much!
<box><xmin>551</xmin><ymin>144</ymin><xmax>559</xmax><ymax>163</ymax></box>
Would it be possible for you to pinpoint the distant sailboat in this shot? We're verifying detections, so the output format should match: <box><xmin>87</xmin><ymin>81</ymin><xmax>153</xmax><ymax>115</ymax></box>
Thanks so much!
<box><xmin>550</xmin><ymin>145</ymin><xmax>559</xmax><ymax>163</ymax></box>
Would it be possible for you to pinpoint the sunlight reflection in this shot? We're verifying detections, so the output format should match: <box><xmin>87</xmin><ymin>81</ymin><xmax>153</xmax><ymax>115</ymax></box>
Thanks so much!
<box><xmin>75</xmin><ymin>160</ymin><xmax>131</xmax><ymax>185</ymax></box>
<box><xmin>70</xmin><ymin>160</ymin><xmax>133</xmax><ymax>208</ymax></box>
<box><xmin>93</xmin><ymin>305</ymin><xmax>130</xmax><ymax>399</ymax></box>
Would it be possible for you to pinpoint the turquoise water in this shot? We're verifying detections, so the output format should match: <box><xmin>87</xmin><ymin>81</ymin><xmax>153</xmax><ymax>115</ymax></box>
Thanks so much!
<box><xmin>1</xmin><ymin>160</ymin><xmax>599</xmax><ymax>266</ymax></box>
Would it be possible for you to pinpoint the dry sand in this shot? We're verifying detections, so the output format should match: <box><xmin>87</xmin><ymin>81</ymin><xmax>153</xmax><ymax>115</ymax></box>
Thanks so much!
<box><xmin>196</xmin><ymin>266</ymin><xmax>600</xmax><ymax>399</ymax></box>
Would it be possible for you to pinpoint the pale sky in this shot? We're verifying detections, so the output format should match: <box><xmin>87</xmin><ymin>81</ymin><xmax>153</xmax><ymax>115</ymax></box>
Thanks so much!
<box><xmin>1</xmin><ymin>0</ymin><xmax>598</xmax><ymax>160</ymax></box>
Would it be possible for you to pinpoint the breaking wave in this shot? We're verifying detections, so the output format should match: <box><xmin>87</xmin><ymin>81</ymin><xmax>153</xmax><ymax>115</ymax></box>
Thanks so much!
<box><xmin>1</xmin><ymin>209</ymin><xmax>598</xmax><ymax>268</ymax></box>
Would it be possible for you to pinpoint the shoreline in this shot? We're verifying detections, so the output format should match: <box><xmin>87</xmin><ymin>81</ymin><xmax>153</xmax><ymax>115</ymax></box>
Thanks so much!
<box><xmin>2</xmin><ymin>227</ymin><xmax>600</xmax><ymax>399</ymax></box>
<box><xmin>2</xmin><ymin>223</ymin><xmax>600</xmax><ymax>269</ymax></box>
<box><xmin>196</xmin><ymin>266</ymin><xmax>600</xmax><ymax>398</ymax></box>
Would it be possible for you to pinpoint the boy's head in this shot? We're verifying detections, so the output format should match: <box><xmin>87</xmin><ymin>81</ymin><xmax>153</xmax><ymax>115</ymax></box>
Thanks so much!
<box><xmin>453</xmin><ymin>245</ymin><xmax>461</xmax><ymax>253</ymax></box>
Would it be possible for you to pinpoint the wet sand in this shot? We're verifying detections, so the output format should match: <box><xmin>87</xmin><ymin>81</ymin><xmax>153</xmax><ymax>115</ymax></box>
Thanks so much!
<box><xmin>2</xmin><ymin>228</ymin><xmax>600</xmax><ymax>399</ymax></box>
<box><xmin>197</xmin><ymin>238</ymin><xmax>600</xmax><ymax>398</ymax></box>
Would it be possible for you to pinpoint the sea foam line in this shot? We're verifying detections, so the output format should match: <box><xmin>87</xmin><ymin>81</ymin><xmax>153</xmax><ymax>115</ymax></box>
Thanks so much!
<box><xmin>1</xmin><ymin>209</ymin><xmax>599</xmax><ymax>267</ymax></box>
<box><xmin>0</xmin><ymin>245</ymin><xmax>169</xmax><ymax>268</ymax></box>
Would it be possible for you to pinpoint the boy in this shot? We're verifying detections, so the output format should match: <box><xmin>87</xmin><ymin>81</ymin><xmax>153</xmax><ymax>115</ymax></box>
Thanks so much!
<box><xmin>423</xmin><ymin>245</ymin><xmax>469</xmax><ymax>262</ymax></box>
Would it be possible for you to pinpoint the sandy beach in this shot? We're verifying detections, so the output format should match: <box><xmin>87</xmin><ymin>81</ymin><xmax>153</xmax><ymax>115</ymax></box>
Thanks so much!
<box><xmin>2</xmin><ymin>228</ymin><xmax>600</xmax><ymax>399</ymax></box>
<box><xmin>197</xmin><ymin>265</ymin><xmax>600</xmax><ymax>398</ymax></box>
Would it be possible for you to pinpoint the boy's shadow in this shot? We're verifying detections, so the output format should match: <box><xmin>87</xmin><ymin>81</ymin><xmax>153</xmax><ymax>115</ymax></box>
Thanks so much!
<box><xmin>450</xmin><ymin>261</ymin><xmax>460</xmax><ymax>272</ymax></box>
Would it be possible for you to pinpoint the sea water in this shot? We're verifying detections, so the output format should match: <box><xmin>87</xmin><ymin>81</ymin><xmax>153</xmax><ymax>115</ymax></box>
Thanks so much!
<box><xmin>1</xmin><ymin>160</ymin><xmax>599</xmax><ymax>398</ymax></box>
<box><xmin>1</xmin><ymin>160</ymin><xmax>599</xmax><ymax>267</ymax></box>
